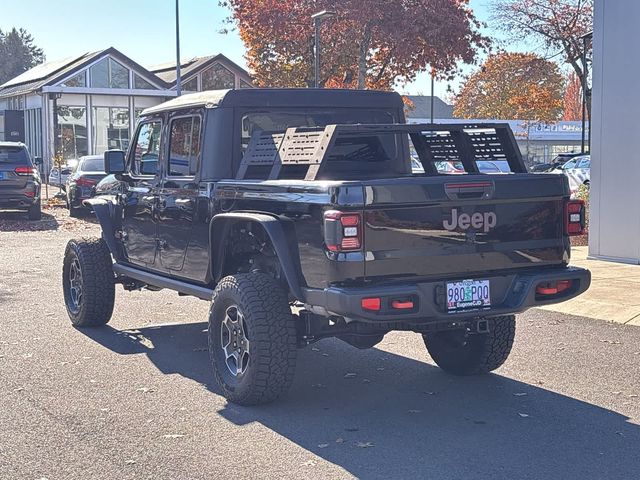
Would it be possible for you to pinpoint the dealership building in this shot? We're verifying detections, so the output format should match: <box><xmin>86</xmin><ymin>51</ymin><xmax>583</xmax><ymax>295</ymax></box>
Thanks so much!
<box><xmin>405</xmin><ymin>95</ymin><xmax>588</xmax><ymax>165</ymax></box>
<box><xmin>0</xmin><ymin>47</ymin><xmax>252</xmax><ymax>171</ymax></box>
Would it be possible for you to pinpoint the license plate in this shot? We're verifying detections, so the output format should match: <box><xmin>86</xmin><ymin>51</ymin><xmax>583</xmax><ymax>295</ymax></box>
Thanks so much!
<box><xmin>446</xmin><ymin>279</ymin><xmax>491</xmax><ymax>312</ymax></box>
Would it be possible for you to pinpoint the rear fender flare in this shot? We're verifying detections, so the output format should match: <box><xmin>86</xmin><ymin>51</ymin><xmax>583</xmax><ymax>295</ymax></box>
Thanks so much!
<box><xmin>84</xmin><ymin>197</ymin><xmax>124</xmax><ymax>262</ymax></box>
<box><xmin>209</xmin><ymin>212</ymin><xmax>306</xmax><ymax>301</ymax></box>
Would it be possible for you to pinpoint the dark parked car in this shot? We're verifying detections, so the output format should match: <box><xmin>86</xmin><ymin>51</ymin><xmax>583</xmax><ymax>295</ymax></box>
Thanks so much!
<box><xmin>0</xmin><ymin>141</ymin><xmax>41</xmax><ymax>220</ymax></box>
<box><xmin>530</xmin><ymin>152</ymin><xmax>584</xmax><ymax>173</ymax></box>
<box><xmin>66</xmin><ymin>155</ymin><xmax>107</xmax><ymax>217</ymax></box>
<box><xmin>62</xmin><ymin>89</ymin><xmax>590</xmax><ymax>406</ymax></box>
<box><xmin>94</xmin><ymin>173</ymin><xmax>126</xmax><ymax>196</ymax></box>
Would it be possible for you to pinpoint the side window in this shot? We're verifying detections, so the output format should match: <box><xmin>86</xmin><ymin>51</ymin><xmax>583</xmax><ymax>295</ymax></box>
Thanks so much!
<box><xmin>168</xmin><ymin>116</ymin><xmax>201</xmax><ymax>177</ymax></box>
<box><xmin>131</xmin><ymin>121</ymin><xmax>162</xmax><ymax>176</ymax></box>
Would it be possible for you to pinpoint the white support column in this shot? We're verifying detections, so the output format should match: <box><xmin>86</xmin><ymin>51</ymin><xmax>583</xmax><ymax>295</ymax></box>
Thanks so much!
<box><xmin>589</xmin><ymin>0</ymin><xmax>640</xmax><ymax>263</ymax></box>
<box><xmin>86</xmin><ymin>94</ymin><xmax>93</xmax><ymax>155</ymax></box>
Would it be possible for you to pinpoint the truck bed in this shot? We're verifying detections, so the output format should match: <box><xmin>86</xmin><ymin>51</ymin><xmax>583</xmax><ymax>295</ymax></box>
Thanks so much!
<box><xmin>215</xmin><ymin>171</ymin><xmax>571</xmax><ymax>290</ymax></box>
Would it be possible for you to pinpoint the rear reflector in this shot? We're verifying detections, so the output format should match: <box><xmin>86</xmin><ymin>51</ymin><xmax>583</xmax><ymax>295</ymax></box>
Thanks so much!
<box><xmin>565</xmin><ymin>200</ymin><xmax>586</xmax><ymax>236</ymax></box>
<box><xmin>391</xmin><ymin>300</ymin><xmax>414</xmax><ymax>309</ymax></box>
<box><xmin>536</xmin><ymin>280</ymin><xmax>573</xmax><ymax>296</ymax></box>
<box><xmin>361</xmin><ymin>298</ymin><xmax>381</xmax><ymax>311</ymax></box>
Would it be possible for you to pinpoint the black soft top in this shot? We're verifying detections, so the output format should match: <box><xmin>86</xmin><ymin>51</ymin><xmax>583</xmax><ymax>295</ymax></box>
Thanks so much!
<box><xmin>142</xmin><ymin>88</ymin><xmax>404</xmax><ymax>115</ymax></box>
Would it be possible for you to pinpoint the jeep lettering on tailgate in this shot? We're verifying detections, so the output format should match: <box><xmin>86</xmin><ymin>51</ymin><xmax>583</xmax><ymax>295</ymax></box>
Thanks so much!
<box><xmin>443</xmin><ymin>208</ymin><xmax>497</xmax><ymax>233</ymax></box>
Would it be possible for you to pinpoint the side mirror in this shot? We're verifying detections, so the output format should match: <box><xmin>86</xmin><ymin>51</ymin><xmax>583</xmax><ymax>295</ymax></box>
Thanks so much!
<box><xmin>33</xmin><ymin>156</ymin><xmax>43</xmax><ymax>166</ymax></box>
<box><xmin>104</xmin><ymin>150</ymin><xmax>126</xmax><ymax>174</ymax></box>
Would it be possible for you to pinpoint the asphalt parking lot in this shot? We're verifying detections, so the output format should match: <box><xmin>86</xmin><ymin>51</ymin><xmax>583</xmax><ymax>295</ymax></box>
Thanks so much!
<box><xmin>1</xmin><ymin>206</ymin><xmax>640</xmax><ymax>480</ymax></box>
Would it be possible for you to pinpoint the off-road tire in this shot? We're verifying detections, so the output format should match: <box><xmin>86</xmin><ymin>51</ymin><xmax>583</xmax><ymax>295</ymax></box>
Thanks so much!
<box><xmin>208</xmin><ymin>273</ymin><xmax>297</xmax><ymax>406</ymax></box>
<box><xmin>28</xmin><ymin>202</ymin><xmax>41</xmax><ymax>220</ymax></box>
<box><xmin>62</xmin><ymin>237</ymin><xmax>115</xmax><ymax>327</ymax></box>
<box><xmin>423</xmin><ymin>315</ymin><xmax>516</xmax><ymax>375</ymax></box>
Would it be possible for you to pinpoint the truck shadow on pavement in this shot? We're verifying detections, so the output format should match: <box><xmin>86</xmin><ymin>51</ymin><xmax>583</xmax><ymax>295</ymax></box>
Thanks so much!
<box><xmin>80</xmin><ymin>321</ymin><xmax>640</xmax><ymax>480</ymax></box>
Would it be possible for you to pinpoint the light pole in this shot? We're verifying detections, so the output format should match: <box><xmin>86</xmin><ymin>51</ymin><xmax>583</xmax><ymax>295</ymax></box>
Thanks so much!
<box><xmin>175</xmin><ymin>0</ymin><xmax>182</xmax><ymax>96</ymax></box>
<box><xmin>580</xmin><ymin>30</ymin><xmax>593</xmax><ymax>154</ymax></box>
<box><xmin>430</xmin><ymin>69</ymin><xmax>435</xmax><ymax>124</ymax></box>
<box><xmin>311</xmin><ymin>10</ymin><xmax>336</xmax><ymax>89</ymax></box>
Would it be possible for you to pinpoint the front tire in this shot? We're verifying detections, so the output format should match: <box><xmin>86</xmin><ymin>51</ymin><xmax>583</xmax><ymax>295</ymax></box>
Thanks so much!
<box><xmin>423</xmin><ymin>315</ymin><xmax>516</xmax><ymax>375</ymax></box>
<box><xmin>62</xmin><ymin>238</ymin><xmax>115</xmax><ymax>327</ymax></box>
<box><xmin>208</xmin><ymin>273</ymin><xmax>297</xmax><ymax>406</ymax></box>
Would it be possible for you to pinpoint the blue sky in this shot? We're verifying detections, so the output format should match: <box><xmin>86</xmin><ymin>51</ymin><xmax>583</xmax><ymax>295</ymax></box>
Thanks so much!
<box><xmin>2</xmin><ymin>0</ymin><xmax>512</xmax><ymax>99</ymax></box>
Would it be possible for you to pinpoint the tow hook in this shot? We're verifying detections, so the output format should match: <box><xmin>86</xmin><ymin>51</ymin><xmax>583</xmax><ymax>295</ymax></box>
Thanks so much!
<box><xmin>475</xmin><ymin>319</ymin><xmax>489</xmax><ymax>334</ymax></box>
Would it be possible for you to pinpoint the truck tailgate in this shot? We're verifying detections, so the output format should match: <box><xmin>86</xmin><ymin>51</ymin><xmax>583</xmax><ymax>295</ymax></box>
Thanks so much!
<box><xmin>362</xmin><ymin>174</ymin><xmax>570</xmax><ymax>283</ymax></box>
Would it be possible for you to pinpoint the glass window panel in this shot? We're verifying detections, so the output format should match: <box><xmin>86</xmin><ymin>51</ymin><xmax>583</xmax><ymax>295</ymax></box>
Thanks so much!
<box><xmin>56</xmin><ymin>106</ymin><xmax>88</xmax><ymax>160</ymax></box>
<box><xmin>109</xmin><ymin>59</ymin><xmax>130</xmax><ymax>88</ymax></box>
<box><xmin>134</xmin><ymin>108</ymin><xmax>145</xmax><ymax>122</ymax></box>
<box><xmin>183</xmin><ymin>77</ymin><xmax>198</xmax><ymax>91</ymax></box>
<box><xmin>239</xmin><ymin>79</ymin><xmax>253</xmax><ymax>89</ymax></box>
<box><xmin>131</xmin><ymin>121</ymin><xmax>161</xmax><ymax>176</ymax></box>
<box><xmin>90</xmin><ymin>58</ymin><xmax>109</xmax><ymax>88</ymax></box>
<box><xmin>64</xmin><ymin>72</ymin><xmax>86</xmax><ymax>87</ymax></box>
<box><xmin>133</xmin><ymin>73</ymin><xmax>154</xmax><ymax>90</ymax></box>
<box><xmin>201</xmin><ymin>63</ymin><xmax>235</xmax><ymax>90</ymax></box>
<box><xmin>92</xmin><ymin>107</ymin><xmax>130</xmax><ymax>154</ymax></box>
<box><xmin>169</xmin><ymin>116</ymin><xmax>201</xmax><ymax>176</ymax></box>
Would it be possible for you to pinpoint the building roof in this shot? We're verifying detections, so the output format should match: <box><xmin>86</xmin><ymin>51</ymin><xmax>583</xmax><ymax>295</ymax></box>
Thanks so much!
<box><xmin>149</xmin><ymin>54</ymin><xmax>252</xmax><ymax>86</ymax></box>
<box><xmin>404</xmin><ymin>95</ymin><xmax>455</xmax><ymax>119</ymax></box>
<box><xmin>0</xmin><ymin>47</ymin><xmax>171</xmax><ymax>98</ymax></box>
<box><xmin>0</xmin><ymin>51</ymin><xmax>99</xmax><ymax>97</ymax></box>
<box><xmin>142</xmin><ymin>88</ymin><xmax>404</xmax><ymax>115</ymax></box>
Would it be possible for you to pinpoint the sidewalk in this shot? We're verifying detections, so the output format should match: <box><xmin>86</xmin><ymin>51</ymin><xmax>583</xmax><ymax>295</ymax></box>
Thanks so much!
<box><xmin>540</xmin><ymin>246</ymin><xmax>640</xmax><ymax>325</ymax></box>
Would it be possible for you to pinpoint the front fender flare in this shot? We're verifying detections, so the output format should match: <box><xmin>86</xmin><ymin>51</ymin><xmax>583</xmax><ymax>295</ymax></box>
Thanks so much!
<box><xmin>209</xmin><ymin>212</ymin><xmax>306</xmax><ymax>301</ymax></box>
<box><xmin>84</xmin><ymin>197</ymin><xmax>124</xmax><ymax>262</ymax></box>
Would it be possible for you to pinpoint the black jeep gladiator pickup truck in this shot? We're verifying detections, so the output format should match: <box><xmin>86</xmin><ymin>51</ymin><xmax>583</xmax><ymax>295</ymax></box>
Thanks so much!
<box><xmin>62</xmin><ymin>88</ymin><xmax>590</xmax><ymax>405</ymax></box>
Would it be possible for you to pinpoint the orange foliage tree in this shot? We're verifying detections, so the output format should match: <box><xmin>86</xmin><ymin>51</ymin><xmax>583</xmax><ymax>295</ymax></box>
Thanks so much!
<box><xmin>453</xmin><ymin>52</ymin><xmax>564</xmax><ymax>122</ymax></box>
<box><xmin>563</xmin><ymin>72</ymin><xmax>583</xmax><ymax>121</ymax></box>
<box><xmin>491</xmin><ymin>0</ymin><xmax>593</xmax><ymax>115</ymax></box>
<box><xmin>220</xmin><ymin>0</ymin><xmax>488</xmax><ymax>90</ymax></box>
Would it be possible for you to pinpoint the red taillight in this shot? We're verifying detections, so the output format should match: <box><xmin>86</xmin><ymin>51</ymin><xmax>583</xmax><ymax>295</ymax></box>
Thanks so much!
<box><xmin>76</xmin><ymin>177</ymin><xmax>97</xmax><ymax>187</ymax></box>
<box><xmin>536</xmin><ymin>280</ymin><xmax>573</xmax><ymax>296</ymax></box>
<box><xmin>565</xmin><ymin>199</ymin><xmax>585</xmax><ymax>236</ymax></box>
<box><xmin>361</xmin><ymin>297</ymin><xmax>381</xmax><ymax>311</ymax></box>
<box><xmin>324</xmin><ymin>210</ymin><xmax>362</xmax><ymax>252</ymax></box>
<box><xmin>15</xmin><ymin>166</ymin><xmax>36</xmax><ymax>176</ymax></box>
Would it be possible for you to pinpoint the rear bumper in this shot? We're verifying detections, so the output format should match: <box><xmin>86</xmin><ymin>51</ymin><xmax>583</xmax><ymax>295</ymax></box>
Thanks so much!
<box><xmin>303</xmin><ymin>266</ymin><xmax>591</xmax><ymax>323</ymax></box>
<box><xmin>0</xmin><ymin>194</ymin><xmax>39</xmax><ymax>209</ymax></box>
<box><xmin>69</xmin><ymin>187</ymin><xmax>93</xmax><ymax>209</ymax></box>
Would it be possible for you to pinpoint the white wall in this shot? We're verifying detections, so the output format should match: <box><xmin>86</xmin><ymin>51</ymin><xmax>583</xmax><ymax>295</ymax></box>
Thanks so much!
<box><xmin>25</xmin><ymin>94</ymin><xmax>42</xmax><ymax>110</ymax></box>
<box><xmin>589</xmin><ymin>0</ymin><xmax>640</xmax><ymax>263</ymax></box>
